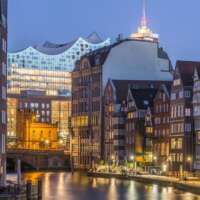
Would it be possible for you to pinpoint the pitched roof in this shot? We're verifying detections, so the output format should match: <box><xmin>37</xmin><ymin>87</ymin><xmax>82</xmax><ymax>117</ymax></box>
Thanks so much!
<box><xmin>111</xmin><ymin>79</ymin><xmax>171</xmax><ymax>104</ymax></box>
<box><xmin>176</xmin><ymin>60</ymin><xmax>200</xmax><ymax>86</ymax></box>
<box><xmin>130</xmin><ymin>88</ymin><xmax>158</xmax><ymax>109</ymax></box>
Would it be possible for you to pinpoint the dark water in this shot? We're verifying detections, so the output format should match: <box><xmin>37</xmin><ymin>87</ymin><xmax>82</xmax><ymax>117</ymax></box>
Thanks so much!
<box><xmin>9</xmin><ymin>172</ymin><xmax>200</xmax><ymax>200</ymax></box>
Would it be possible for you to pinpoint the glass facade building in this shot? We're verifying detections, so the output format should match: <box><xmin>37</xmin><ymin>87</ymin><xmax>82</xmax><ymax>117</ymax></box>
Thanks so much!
<box><xmin>8</xmin><ymin>33</ymin><xmax>110</xmax><ymax>96</ymax></box>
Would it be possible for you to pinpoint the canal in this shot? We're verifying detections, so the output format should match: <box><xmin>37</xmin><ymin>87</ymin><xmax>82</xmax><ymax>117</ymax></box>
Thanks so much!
<box><xmin>7</xmin><ymin>172</ymin><xmax>200</xmax><ymax>200</ymax></box>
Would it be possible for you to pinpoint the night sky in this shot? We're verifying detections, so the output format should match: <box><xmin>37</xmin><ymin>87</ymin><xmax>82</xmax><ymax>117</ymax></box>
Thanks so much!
<box><xmin>8</xmin><ymin>0</ymin><xmax>200</xmax><ymax>65</ymax></box>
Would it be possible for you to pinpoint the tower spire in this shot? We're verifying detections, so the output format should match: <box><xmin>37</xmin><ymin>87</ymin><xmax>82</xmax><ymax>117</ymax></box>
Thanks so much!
<box><xmin>130</xmin><ymin>0</ymin><xmax>159</xmax><ymax>42</ymax></box>
<box><xmin>141</xmin><ymin>0</ymin><xmax>147</xmax><ymax>27</ymax></box>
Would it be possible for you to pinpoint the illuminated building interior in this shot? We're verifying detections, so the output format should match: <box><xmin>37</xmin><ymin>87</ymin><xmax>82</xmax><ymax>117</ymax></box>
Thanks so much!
<box><xmin>16</xmin><ymin>109</ymin><xmax>58</xmax><ymax>150</ymax></box>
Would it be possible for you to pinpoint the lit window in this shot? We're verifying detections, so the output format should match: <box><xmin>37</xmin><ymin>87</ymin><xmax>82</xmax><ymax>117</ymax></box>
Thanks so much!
<box><xmin>171</xmin><ymin>139</ymin><xmax>176</xmax><ymax>149</ymax></box>
<box><xmin>177</xmin><ymin>138</ymin><xmax>182</xmax><ymax>149</ymax></box>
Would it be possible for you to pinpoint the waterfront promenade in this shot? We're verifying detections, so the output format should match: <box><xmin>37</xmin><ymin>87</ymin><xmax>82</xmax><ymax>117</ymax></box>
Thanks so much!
<box><xmin>88</xmin><ymin>172</ymin><xmax>200</xmax><ymax>195</ymax></box>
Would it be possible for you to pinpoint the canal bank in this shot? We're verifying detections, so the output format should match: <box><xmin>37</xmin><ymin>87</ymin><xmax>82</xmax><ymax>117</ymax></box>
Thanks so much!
<box><xmin>88</xmin><ymin>172</ymin><xmax>200</xmax><ymax>195</ymax></box>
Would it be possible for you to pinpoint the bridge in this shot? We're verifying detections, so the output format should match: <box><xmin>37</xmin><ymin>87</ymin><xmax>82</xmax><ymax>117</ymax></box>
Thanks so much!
<box><xmin>7</xmin><ymin>149</ymin><xmax>70</xmax><ymax>170</ymax></box>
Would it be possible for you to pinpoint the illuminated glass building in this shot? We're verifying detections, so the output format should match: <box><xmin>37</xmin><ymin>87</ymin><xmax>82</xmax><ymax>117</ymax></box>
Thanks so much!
<box><xmin>8</xmin><ymin>33</ymin><xmax>110</xmax><ymax>96</ymax></box>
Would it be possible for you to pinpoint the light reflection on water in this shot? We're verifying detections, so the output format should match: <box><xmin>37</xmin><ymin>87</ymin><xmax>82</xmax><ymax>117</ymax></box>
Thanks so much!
<box><xmin>9</xmin><ymin>172</ymin><xmax>200</xmax><ymax>200</ymax></box>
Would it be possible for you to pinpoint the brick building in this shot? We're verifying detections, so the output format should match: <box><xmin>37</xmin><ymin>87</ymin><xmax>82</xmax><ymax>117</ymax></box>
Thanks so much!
<box><xmin>170</xmin><ymin>61</ymin><xmax>200</xmax><ymax>174</ymax></box>
<box><xmin>153</xmin><ymin>84</ymin><xmax>171</xmax><ymax>168</ymax></box>
<box><xmin>71</xmin><ymin>38</ymin><xmax>172</xmax><ymax>169</ymax></box>
<box><xmin>126</xmin><ymin>87</ymin><xmax>157</xmax><ymax>165</ymax></box>
<box><xmin>192</xmin><ymin>64</ymin><xmax>200</xmax><ymax>171</ymax></box>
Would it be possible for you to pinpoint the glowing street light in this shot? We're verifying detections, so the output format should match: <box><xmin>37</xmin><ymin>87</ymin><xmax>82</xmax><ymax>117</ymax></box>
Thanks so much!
<box><xmin>130</xmin><ymin>155</ymin><xmax>134</xmax><ymax>161</ymax></box>
<box><xmin>111</xmin><ymin>155</ymin><xmax>115</xmax><ymax>160</ymax></box>
<box><xmin>153</xmin><ymin>156</ymin><xmax>157</xmax><ymax>161</ymax></box>
<box><xmin>162</xmin><ymin>164</ymin><xmax>167</xmax><ymax>173</ymax></box>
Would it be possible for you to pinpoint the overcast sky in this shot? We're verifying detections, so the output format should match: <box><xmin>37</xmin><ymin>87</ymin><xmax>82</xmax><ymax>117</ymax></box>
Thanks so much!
<box><xmin>8</xmin><ymin>0</ymin><xmax>200</xmax><ymax>65</ymax></box>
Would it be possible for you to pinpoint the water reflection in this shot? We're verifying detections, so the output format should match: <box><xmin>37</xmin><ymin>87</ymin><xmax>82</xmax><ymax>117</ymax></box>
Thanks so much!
<box><xmin>16</xmin><ymin>172</ymin><xmax>200</xmax><ymax>200</ymax></box>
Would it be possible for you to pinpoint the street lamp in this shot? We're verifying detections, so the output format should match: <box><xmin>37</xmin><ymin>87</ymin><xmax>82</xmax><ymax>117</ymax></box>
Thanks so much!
<box><xmin>130</xmin><ymin>155</ymin><xmax>134</xmax><ymax>161</ymax></box>
<box><xmin>153</xmin><ymin>156</ymin><xmax>157</xmax><ymax>162</ymax></box>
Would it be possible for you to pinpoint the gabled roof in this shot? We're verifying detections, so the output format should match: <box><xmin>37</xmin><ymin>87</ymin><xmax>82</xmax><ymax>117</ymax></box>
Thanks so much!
<box><xmin>130</xmin><ymin>88</ymin><xmax>158</xmax><ymax>109</ymax></box>
<box><xmin>155</xmin><ymin>83</ymin><xmax>171</xmax><ymax>99</ymax></box>
<box><xmin>111</xmin><ymin>80</ymin><xmax>141</xmax><ymax>103</ymax></box>
<box><xmin>175</xmin><ymin>60</ymin><xmax>200</xmax><ymax>86</ymax></box>
<box><xmin>111</xmin><ymin>79</ymin><xmax>171</xmax><ymax>104</ymax></box>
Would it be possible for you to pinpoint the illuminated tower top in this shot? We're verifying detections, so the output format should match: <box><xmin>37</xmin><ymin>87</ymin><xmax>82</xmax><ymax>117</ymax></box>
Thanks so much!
<box><xmin>130</xmin><ymin>0</ymin><xmax>159</xmax><ymax>42</ymax></box>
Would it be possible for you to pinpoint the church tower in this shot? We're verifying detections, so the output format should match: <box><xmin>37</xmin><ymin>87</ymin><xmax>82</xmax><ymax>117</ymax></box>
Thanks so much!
<box><xmin>130</xmin><ymin>0</ymin><xmax>159</xmax><ymax>42</ymax></box>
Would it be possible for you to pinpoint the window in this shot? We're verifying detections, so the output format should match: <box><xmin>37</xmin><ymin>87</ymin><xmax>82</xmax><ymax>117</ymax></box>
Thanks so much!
<box><xmin>197</xmin><ymin>132</ymin><xmax>200</xmax><ymax>144</ymax></box>
<box><xmin>185</xmin><ymin>108</ymin><xmax>191</xmax><ymax>117</ymax></box>
<box><xmin>184</xmin><ymin>90</ymin><xmax>191</xmax><ymax>98</ymax></box>
<box><xmin>177</xmin><ymin>138</ymin><xmax>183</xmax><ymax>149</ymax></box>
<box><xmin>2</xmin><ymin>86</ymin><xmax>6</xmax><ymax>100</ymax></box>
<box><xmin>1</xmin><ymin>134</ymin><xmax>5</xmax><ymax>153</ymax></box>
<box><xmin>171</xmin><ymin>93</ymin><xmax>176</xmax><ymax>100</ymax></box>
<box><xmin>2</xmin><ymin>39</ymin><xmax>6</xmax><ymax>53</ymax></box>
<box><xmin>154</xmin><ymin>117</ymin><xmax>161</xmax><ymax>125</ymax></box>
<box><xmin>2</xmin><ymin>110</ymin><xmax>6</xmax><ymax>124</ymax></box>
<box><xmin>173</xmin><ymin>79</ymin><xmax>181</xmax><ymax>86</ymax></box>
<box><xmin>2</xmin><ymin>62</ymin><xmax>6</xmax><ymax>76</ymax></box>
<box><xmin>171</xmin><ymin>153</ymin><xmax>176</xmax><ymax>162</ymax></box>
<box><xmin>179</xmin><ymin>91</ymin><xmax>183</xmax><ymax>98</ymax></box>
<box><xmin>41</xmin><ymin>103</ymin><xmax>45</xmax><ymax>109</ymax></box>
<box><xmin>171</xmin><ymin>139</ymin><xmax>176</xmax><ymax>149</ymax></box>
<box><xmin>185</xmin><ymin>123</ymin><xmax>191</xmax><ymax>132</ymax></box>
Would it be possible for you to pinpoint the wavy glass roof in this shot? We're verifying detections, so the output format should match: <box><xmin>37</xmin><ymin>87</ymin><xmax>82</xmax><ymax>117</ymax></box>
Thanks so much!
<box><xmin>8</xmin><ymin>33</ymin><xmax>111</xmax><ymax>72</ymax></box>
